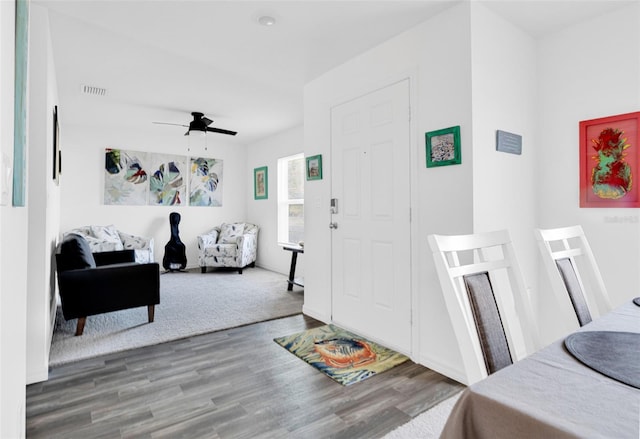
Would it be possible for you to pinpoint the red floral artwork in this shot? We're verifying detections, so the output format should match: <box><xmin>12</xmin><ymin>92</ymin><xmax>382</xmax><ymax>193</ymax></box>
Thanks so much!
<box><xmin>590</xmin><ymin>128</ymin><xmax>632</xmax><ymax>200</ymax></box>
<box><xmin>580</xmin><ymin>112</ymin><xmax>640</xmax><ymax>208</ymax></box>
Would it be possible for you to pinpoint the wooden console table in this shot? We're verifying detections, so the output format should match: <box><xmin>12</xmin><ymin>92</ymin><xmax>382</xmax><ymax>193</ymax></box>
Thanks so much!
<box><xmin>283</xmin><ymin>246</ymin><xmax>304</xmax><ymax>291</ymax></box>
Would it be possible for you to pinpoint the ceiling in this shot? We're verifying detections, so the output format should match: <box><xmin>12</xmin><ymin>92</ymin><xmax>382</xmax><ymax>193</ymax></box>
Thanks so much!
<box><xmin>35</xmin><ymin>0</ymin><xmax>634</xmax><ymax>146</ymax></box>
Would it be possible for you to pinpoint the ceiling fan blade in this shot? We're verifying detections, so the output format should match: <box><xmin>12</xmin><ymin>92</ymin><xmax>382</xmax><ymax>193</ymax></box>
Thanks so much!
<box><xmin>206</xmin><ymin>127</ymin><xmax>237</xmax><ymax>136</ymax></box>
<box><xmin>202</xmin><ymin>117</ymin><xmax>213</xmax><ymax>126</ymax></box>
<box><xmin>153</xmin><ymin>122</ymin><xmax>189</xmax><ymax>127</ymax></box>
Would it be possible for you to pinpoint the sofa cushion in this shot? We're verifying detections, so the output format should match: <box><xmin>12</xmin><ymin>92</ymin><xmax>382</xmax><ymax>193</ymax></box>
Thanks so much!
<box><xmin>219</xmin><ymin>223</ymin><xmax>245</xmax><ymax>244</ymax></box>
<box><xmin>82</xmin><ymin>235</ymin><xmax>122</xmax><ymax>253</ymax></box>
<box><xmin>118</xmin><ymin>230</ymin><xmax>147</xmax><ymax>250</ymax></box>
<box><xmin>60</xmin><ymin>234</ymin><xmax>97</xmax><ymax>270</ymax></box>
<box><xmin>91</xmin><ymin>224</ymin><xmax>124</xmax><ymax>251</ymax></box>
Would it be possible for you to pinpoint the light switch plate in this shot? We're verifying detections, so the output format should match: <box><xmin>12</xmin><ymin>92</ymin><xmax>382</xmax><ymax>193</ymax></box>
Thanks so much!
<box><xmin>0</xmin><ymin>153</ymin><xmax>12</xmax><ymax>206</ymax></box>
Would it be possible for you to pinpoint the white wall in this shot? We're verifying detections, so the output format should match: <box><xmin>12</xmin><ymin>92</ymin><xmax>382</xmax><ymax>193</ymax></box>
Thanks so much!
<box><xmin>304</xmin><ymin>3</ymin><xmax>474</xmax><ymax>381</ymax></box>
<box><xmin>59</xmin><ymin>126</ymin><xmax>247</xmax><ymax>270</ymax></box>
<box><xmin>536</xmin><ymin>3</ymin><xmax>640</xmax><ymax>341</ymax></box>
<box><xmin>26</xmin><ymin>4</ymin><xmax>61</xmax><ymax>385</ymax></box>
<box><xmin>469</xmin><ymin>4</ymin><xmax>540</xmax><ymax>344</ymax></box>
<box><xmin>246</xmin><ymin>125</ymin><xmax>305</xmax><ymax>276</ymax></box>
<box><xmin>0</xmin><ymin>0</ymin><xmax>28</xmax><ymax>436</ymax></box>
<box><xmin>303</xmin><ymin>1</ymin><xmax>640</xmax><ymax>384</ymax></box>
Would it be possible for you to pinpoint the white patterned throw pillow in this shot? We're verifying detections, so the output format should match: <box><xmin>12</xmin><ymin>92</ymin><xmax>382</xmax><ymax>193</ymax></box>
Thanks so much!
<box><xmin>219</xmin><ymin>223</ymin><xmax>245</xmax><ymax>244</ymax></box>
<box><xmin>89</xmin><ymin>224</ymin><xmax>124</xmax><ymax>251</ymax></box>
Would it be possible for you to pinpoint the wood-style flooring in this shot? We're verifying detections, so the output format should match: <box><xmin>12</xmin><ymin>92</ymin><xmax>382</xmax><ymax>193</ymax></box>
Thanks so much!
<box><xmin>26</xmin><ymin>314</ymin><xmax>463</xmax><ymax>439</ymax></box>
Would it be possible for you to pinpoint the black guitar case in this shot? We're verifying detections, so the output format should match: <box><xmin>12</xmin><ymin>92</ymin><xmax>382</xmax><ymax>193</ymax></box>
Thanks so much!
<box><xmin>163</xmin><ymin>212</ymin><xmax>187</xmax><ymax>271</ymax></box>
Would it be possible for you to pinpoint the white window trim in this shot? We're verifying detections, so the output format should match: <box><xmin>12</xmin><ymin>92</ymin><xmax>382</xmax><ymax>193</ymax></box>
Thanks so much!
<box><xmin>277</xmin><ymin>153</ymin><xmax>304</xmax><ymax>246</ymax></box>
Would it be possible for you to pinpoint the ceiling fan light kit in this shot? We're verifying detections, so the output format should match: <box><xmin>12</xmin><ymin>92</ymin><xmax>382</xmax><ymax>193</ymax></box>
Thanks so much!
<box><xmin>153</xmin><ymin>111</ymin><xmax>237</xmax><ymax>137</ymax></box>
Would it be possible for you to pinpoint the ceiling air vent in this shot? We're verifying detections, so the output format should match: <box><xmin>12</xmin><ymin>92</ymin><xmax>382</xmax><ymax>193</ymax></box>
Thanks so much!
<box><xmin>81</xmin><ymin>85</ymin><xmax>107</xmax><ymax>96</ymax></box>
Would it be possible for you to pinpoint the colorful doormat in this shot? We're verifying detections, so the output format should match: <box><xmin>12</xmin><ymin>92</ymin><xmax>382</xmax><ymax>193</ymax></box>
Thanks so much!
<box><xmin>274</xmin><ymin>324</ymin><xmax>409</xmax><ymax>386</ymax></box>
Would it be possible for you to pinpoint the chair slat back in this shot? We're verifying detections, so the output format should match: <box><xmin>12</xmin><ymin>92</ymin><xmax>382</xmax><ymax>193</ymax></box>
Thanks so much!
<box><xmin>463</xmin><ymin>272</ymin><xmax>513</xmax><ymax>375</ymax></box>
<box><xmin>428</xmin><ymin>229</ymin><xmax>540</xmax><ymax>385</ymax></box>
<box><xmin>555</xmin><ymin>258</ymin><xmax>592</xmax><ymax>326</ymax></box>
<box><xmin>535</xmin><ymin>225</ymin><xmax>611</xmax><ymax>327</ymax></box>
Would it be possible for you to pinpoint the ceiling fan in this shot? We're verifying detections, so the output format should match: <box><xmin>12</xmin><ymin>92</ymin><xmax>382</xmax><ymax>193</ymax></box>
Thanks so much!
<box><xmin>153</xmin><ymin>112</ymin><xmax>237</xmax><ymax>136</ymax></box>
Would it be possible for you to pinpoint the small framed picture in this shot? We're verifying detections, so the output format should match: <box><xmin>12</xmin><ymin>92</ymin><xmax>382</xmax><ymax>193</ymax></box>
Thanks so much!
<box><xmin>306</xmin><ymin>154</ymin><xmax>323</xmax><ymax>181</ymax></box>
<box><xmin>426</xmin><ymin>126</ymin><xmax>461</xmax><ymax>168</ymax></box>
<box><xmin>254</xmin><ymin>166</ymin><xmax>268</xmax><ymax>200</ymax></box>
<box><xmin>53</xmin><ymin>105</ymin><xmax>60</xmax><ymax>183</ymax></box>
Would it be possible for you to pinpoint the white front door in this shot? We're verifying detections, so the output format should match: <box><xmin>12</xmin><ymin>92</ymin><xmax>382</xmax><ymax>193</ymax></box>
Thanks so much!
<box><xmin>330</xmin><ymin>79</ymin><xmax>411</xmax><ymax>353</ymax></box>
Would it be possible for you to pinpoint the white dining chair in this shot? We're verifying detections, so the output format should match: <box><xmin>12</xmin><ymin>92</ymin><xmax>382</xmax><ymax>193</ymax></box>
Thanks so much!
<box><xmin>535</xmin><ymin>225</ymin><xmax>612</xmax><ymax>327</ymax></box>
<box><xmin>428</xmin><ymin>230</ymin><xmax>540</xmax><ymax>386</ymax></box>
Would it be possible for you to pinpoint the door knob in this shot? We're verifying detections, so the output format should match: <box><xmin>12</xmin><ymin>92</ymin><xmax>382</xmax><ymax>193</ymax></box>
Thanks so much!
<box><xmin>329</xmin><ymin>222</ymin><xmax>338</xmax><ymax>229</ymax></box>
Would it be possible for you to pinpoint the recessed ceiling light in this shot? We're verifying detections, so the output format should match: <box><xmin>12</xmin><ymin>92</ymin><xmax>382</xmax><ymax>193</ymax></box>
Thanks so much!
<box><xmin>258</xmin><ymin>15</ymin><xmax>276</xmax><ymax>26</ymax></box>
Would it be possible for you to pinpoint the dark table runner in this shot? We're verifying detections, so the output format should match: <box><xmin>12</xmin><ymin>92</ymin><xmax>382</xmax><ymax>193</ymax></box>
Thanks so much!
<box><xmin>564</xmin><ymin>331</ymin><xmax>640</xmax><ymax>389</ymax></box>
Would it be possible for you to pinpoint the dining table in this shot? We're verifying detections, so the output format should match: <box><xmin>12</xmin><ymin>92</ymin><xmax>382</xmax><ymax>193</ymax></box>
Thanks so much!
<box><xmin>440</xmin><ymin>299</ymin><xmax>640</xmax><ymax>438</ymax></box>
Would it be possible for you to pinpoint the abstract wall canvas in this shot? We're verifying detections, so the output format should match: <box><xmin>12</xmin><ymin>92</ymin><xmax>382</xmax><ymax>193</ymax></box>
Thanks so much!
<box><xmin>13</xmin><ymin>0</ymin><xmax>29</xmax><ymax>206</ymax></box>
<box><xmin>580</xmin><ymin>112</ymin><xmax>640</xmax><ymax>207</ymax></box>
<box><xmin>104</xmin><ymin>148</ymin><xmax>149</xmax><ymax>205</ymax></box>
<box><xmin>148</xmin><ymin>153</ymin><xmax>187</xmax><ymax>206</ymax></box>
<box><xmin>189</xmin><ymin>157</ymin><xmax>224</xmax><ymax>206</ymax></box>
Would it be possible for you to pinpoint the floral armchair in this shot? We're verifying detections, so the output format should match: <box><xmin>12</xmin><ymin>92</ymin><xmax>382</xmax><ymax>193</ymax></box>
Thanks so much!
<box><xmin>62</xmin><ymin>225</ymin><xmax>154</xmax><ymax>264</ymax></box>
<box><xmin>197</xmin><ymin>222</ymin><xmax>258</xmax><ymax>274</ymax></box>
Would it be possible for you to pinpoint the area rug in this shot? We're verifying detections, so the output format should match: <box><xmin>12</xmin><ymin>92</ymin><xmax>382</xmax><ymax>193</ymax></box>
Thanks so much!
<box><xmin>381</xmin><ymin>391</ymin><xmax>463</xmax><ymax>438</ymax></box>
<box><xmin>50</xmin><ymin>268</ymin><xmax>303</xmax><ymax>366</ymax></box>
<box><xmin>274</xmin><ymin>324</ymin><xmax>409</xmax><ymax>386</ymax></box>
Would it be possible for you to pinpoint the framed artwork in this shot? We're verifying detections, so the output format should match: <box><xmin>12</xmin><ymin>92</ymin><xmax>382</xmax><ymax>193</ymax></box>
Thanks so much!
<box><xmin>148</xmin><ymin>153</ymin><xmax>187</xmax><ymax>206</ymax></box>
<box><xmin>254</xmin><ymin>166</ymin><xmax>268</xmax><ymax>200</ymax></box>
<box><xmin>426</xmin><ymin>126</ymin><xmax>461</xmax><ymax>167</ymax></box>
<box><xmin>104</xmin><ymin>148</ymin><xmax>150</xmax><ymax>205</ymax></box>
<box><xmin>53</xmin><ymin>105</ymin><xmax>60</xmax><ymax>183</ymax></box>
<box><xmin>306</xmin><ymin>154</ymin><xmax>322</xmax><ymax>180</ymax></box>
<box><xmin>12</xmin><ymin>0</ymin><xmax>29</xmax><ymax>206</ymax></box>
<box><xmin>189</xmin><ymin>157</ymin><xmax>224</xmax><ymax>206</ymax></box>
<box><xmin>580</xmin><ymin>111</ymin><xmax>640</xmax><ymax>208</ymax></box>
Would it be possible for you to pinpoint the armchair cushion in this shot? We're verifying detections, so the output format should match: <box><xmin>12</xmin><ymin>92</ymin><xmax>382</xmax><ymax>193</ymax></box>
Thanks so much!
<box><xmin>197</xmin><ymin>228</ymin><xmax>219</xmax><ymax>250</ymax></box>
<box><xmin>203</xmin><ymin>243</ymin><xmax>237</xmax><ymax>258</ymax></box>
<box><xmin>93</xmin><ymin>249</ymin><xmax>136</xmax><ymax>266</ymax></box>
<box><xmin>219</xmin><ymin>223</ymin><xmax>245</xmax><ymax>244</ymax></box>
<box><xmin>58</xmin><ymin>234</ymin><xmax>96</xmax><ymax>271</ymax></box>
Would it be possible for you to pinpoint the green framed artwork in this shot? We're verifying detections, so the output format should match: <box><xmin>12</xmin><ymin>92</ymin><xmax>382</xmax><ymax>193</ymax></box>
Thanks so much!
<box><xmin>254</xmin><ymin>166</ymin><xmax>268</xmax><ymax>200</ymax></box>
<box><xmin>425</xmin><ymin>126</ymin><xmax>461</xmax><ymax>168</ymax></box>
<box><xmin>306</xmin><ymin>154</ymin><xmax>322</xmax><ymax>180</ymax></box>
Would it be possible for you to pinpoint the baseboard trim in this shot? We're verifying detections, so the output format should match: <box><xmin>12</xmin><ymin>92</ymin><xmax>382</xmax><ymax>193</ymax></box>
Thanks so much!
<box><xmin>419</xmin><ymin>353</ymin><xmax>466</xmax><ymax>385</ymax></box>
<box><xmin>27</xmin><ymin>369</ymin><xmax>49</xmax><ymax>385</ymax></box>
<box><xmin>302</xmin><ymin>305</ymin><xmax>330</xmax><ymax>324</ymax></box>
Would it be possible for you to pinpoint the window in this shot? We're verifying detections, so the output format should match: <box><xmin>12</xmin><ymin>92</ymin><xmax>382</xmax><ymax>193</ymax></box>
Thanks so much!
<box><xmin>278</xmin><ymin>153</ymin><xmax>304</xmax><ymax>245</ymax></box>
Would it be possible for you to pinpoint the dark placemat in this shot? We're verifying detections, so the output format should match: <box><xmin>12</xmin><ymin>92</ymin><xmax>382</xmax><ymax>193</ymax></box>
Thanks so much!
<box><xmin>565</xmin><ymin>331</ymin><xmax>640</xmax><ymax>389</ymax></box>
<box><xmin>633</xmin><ymin>297</ymin><xmax>640</xmax><ymax>307</ymax></box>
